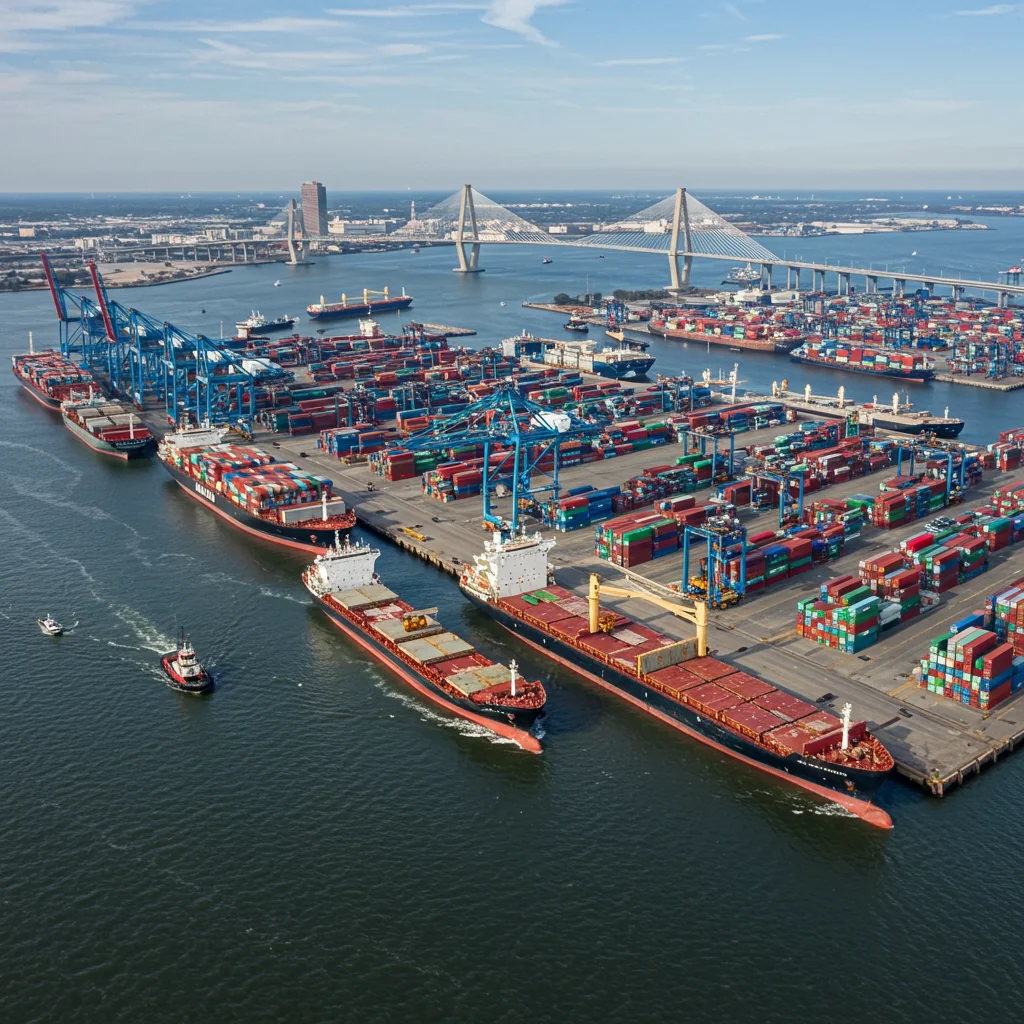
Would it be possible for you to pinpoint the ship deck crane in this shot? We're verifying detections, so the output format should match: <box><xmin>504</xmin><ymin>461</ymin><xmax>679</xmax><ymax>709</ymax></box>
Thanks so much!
<box><xmin>588</xmin><ymin>574</ymin><xmax>708</xmax><ymax>658</ymax></box>
<box><xmin>388</xmin><ymin>382</ymin><xmax>598</xmax><ymax>534</ymax></box>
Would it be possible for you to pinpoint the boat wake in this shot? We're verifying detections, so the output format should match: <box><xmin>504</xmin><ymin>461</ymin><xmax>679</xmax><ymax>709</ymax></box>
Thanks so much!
<box><xmin>0</xmin><ymin>440</ymin><xmax>85</xmax><ymax>484</ymax></box>
<box><xmin>371</xmin><ymin>677</ymin><xmax>521</xmax><ymax>748</ymax></box>
<box><xmin>111</xmin><ymin>604</ymin><xmax>176</xmax><ymax>654</ymax></box>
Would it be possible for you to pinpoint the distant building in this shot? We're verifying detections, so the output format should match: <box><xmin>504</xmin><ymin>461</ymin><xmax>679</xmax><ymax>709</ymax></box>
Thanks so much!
<box><xmin>301</xmin><ymin>181</ymin><xmax>328</xmax><ymax>237</ymax></box>
<box><xmin>18</xmin><ymin>226</ymin><xmax>36</xmax><ymax>238</ymax></box>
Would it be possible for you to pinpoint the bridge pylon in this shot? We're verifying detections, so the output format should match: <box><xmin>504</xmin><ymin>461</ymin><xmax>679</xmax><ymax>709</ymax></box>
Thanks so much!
<box><xmin>667</xmin><ymin>187</ymin><xmax>693</xmax><ymax>292</ymax></box>
<box><xmin>453</xmin><ymin>184</ymin><xmax>484</xmax><ymax>273</ymax></box>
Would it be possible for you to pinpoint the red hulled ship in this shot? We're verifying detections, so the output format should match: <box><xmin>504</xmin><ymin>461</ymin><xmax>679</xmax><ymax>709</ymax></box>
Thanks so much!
<box><xmin>303</xmin><ymin>537</ymin><xmax>545</xmax><ymax>751</ymax></box>
<box><xmin>12</xmin><ymin>347</ymin><xmax>95</xmax><ymax>411</ymax></box>
<box><xmin>459</xmin><ymin>533</ymin><xmax>893</xmax><ymax>827</ymax></box>
<box><xmin>158</xmin><ymin>424</ymin><xmax>355</xmax><ymax>553</ymax></box>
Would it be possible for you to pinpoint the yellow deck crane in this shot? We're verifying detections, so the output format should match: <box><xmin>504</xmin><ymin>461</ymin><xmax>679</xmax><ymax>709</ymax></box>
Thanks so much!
<box><xmin>588</xmin><ymin>573</ymin><xmax>709</xmax><ymax>659</ymax></box>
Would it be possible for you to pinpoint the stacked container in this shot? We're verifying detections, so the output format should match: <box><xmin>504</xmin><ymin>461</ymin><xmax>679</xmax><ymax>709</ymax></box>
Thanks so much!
<box><xmin>796</xmin><ymin>579</ymin><xmax>880</xmax><ymax>653</ymax></box>
<box><xmin>921</xmin><ymin>628</ymin><xmax>1022</xmax><ymax>709</ymax></box>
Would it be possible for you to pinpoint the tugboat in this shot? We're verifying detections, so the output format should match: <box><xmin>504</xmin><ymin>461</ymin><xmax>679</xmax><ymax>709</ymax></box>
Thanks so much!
<box><xmin>161</xmin><ymin>628</ymin><xmax>213</xmax><ymax>694</ymax></box>
<box><xmin>563</xmin><ymin>315</ymin><xmax>589</xmax><ymax>333</ymax></box>
<box><xmin>37</xmin><ymin>614</ymin><xmax>63</xmax><ymax>636</ymax></box>
<box><xmin>542</xmin><ymin>258</ymin><xmax>553</xmax><ymax>264</ymax></box>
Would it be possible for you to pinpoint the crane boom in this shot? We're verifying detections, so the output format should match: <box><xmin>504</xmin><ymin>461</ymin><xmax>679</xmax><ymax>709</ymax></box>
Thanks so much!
<box><xmin>87</xmin><ymin>260</ymin><xmax>117</xmax><ymax>344</ymax></box>
<box><xmin>40</xmin><ymin>251</ymin><xmax>67</xmax><ymax>322</ymax></box>
<box><xmin>588</xmin><ymin>574</ymin><xmax>708</xmax><ymax>657</ymax></box>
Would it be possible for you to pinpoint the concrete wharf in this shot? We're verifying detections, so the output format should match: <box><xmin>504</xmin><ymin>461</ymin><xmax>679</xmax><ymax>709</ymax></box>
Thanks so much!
<box><xmin>252</xmin><ymin>418</ymin><xmax>1024</xmax><ymax>801</ymax></box>
<box><xmin>132</xmin><ymin>361</ymin><xmax>1024</xmax><ymax>802</ymax></box>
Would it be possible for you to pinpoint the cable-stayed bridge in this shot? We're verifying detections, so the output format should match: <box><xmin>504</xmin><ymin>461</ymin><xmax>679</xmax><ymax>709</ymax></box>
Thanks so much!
<box><xmin>387</xmin><ymin>185</ymin><xmax>1024</xmax><ymax>304</ymax></box>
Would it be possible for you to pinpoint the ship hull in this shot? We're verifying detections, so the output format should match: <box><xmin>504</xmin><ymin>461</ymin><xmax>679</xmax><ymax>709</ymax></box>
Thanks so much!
<box><xmin>161</xmin><ymin>655</ymin><xmax>214</xmax><ymax>694</ymax></box>
<box><xmin>662</xmin><ymin>329</ymin><xmax>801</xmax><ymax>353</ymax></box>
<box><xmin>237</xmin><ymin>318</ymin><xmax>296</xmax><ymax>334</ymax></box>
<box><xmin>161</xmin><ymin>461</ymin><xmax>354</xmax><ymax>552</ymax></box>
<box><xmin>463</xmin><ymin>591</ymin><xmax>891</xmax><ymax>825</ymax></box>
<box><xmin>594</xmin><ymin>356</ymin><xmax>656</xmax><ymax>380</ymax></box>
<box><xmin>310</xmin><ymin>595</ymin><xmax>543</xmax><ymax>752</ymax></box>
<box><xmin>789</xmin><ymin>353</ymin><xmax>934</xmax><ymax>383</ymax></box>
<box><xmin>14</xmin><ymin>374</ymin><xmax>63</xmax><ymax>411</ymax></box>
<box><xmin>62</xmin><ymin>415</ymin><xmax>153</xmax><ymax>460</ymax></box>
<box><xmin>307</xmin><ymin>297</ymin><xmax>413</xmax><ymax>321</ymax></box>
<box><xmin>869</xmin><ymin>416</ymin><xmax>964</xmax><ymax>439</ymax></box>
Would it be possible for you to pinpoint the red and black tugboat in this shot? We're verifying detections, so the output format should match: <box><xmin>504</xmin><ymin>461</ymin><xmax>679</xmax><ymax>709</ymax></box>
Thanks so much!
<box><xmin>161</xmin><ymin>628</ymin><xmax>213</xmax><ymax>694</ymax></box>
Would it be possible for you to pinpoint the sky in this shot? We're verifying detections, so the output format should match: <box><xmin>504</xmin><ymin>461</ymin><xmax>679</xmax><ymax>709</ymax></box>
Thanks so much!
<box><xmin>0</xmin><ymin>0</ymin><xmax>1021</xmax><ymax>191</ymax></box>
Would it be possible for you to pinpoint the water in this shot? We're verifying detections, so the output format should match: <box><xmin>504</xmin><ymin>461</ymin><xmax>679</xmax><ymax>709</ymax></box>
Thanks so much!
<box><xmin>4</xmin><ymin>227</ymin><xmax>1024</xmax><ymax>1022</ymax></box>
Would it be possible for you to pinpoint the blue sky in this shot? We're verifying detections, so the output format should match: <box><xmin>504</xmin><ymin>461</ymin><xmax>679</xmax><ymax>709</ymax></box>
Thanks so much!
<box><xmin>1</xmin><ymin>0</ymin><xmax>1021</xmax><ymax>190</ymax></box>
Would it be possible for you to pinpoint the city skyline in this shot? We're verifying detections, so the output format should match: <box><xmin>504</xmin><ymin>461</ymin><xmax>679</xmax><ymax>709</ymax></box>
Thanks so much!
<box><xmin>0</xmin><ymin>1</ymin><xmax>1021</xmax><ymax>191</ymax></box>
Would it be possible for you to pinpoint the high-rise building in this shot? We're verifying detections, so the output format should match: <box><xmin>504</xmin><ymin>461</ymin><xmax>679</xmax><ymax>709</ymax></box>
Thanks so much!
<box><xmin>300</xmin><ymin>180</ymin><xmax>328</xmax><ymax>237</ymax></box>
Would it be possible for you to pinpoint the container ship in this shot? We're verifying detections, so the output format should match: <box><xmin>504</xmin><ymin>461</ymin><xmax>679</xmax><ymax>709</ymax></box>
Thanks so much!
<box><xmin>12</xmin><ymin>349</ymin><xmax>95</xmax><ymax>411</ymax></box>
<box><xmin>303</xmin><ymin>537</ymin><xmax>545</xmax><ymax>752</ymax></box>
<box><xmin>654</xmin><ymin>318</ymin><xmax>802</xmax><ymax>354</ymax></box>
<box><xmin>459</xmin><ymin>533</ymin><xmax>894</xmax><ymax>827</ymax></box>
<box><xmin>61</xmin><ymin>394</ymin><xmax>154</xmax><ymax>459</ymax></box>
<box><xmin>501</xmin><ymin>332</ymin><xmax>655</xmax><ymax>380</ymax></box>
<box><xmin>158</xmin><ymin>424</ymin><xmax>355</xmax><ymax>552</ymax></box>
<box><xmin>790</xmin><ymin>339</ymin><xmax>935</xmax><ymax>383</ymax></box>
<box><xmin>307</xmin><ymin>288</ymin><xmax>413</xmax><ymax>321</ymax></box>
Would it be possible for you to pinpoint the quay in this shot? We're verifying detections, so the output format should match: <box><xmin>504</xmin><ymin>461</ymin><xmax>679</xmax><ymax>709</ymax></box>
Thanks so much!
<box><xmin>245</xmin><ymin>411</ymin><xmax>1024</xmax><ymax>801</ymax></box>
<box><xmin>125</xmin><ymin>349</ymin><xmax>1024</xmax><ymax>802</ymax></box>
<box><xmin>933</xmin><ymin>373</ymin><xmax>1024</xmax><ymax>391</ymax></box>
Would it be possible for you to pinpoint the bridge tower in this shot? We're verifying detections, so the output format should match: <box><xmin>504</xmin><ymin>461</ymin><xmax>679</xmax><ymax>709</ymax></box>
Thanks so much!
<box><xmin>667</xmin><ymin>187</ymin><xmax>693</xmax><ymax>292</ymax></box>
<box><xmin>285</xmin><ymin>199</ymin><xmax>311</xmax><ymax>265</ymax></box>
<box><xmin>453</xmin><ymin>184</ymin><xmax>483</xmax><ymax>273</ymax></box>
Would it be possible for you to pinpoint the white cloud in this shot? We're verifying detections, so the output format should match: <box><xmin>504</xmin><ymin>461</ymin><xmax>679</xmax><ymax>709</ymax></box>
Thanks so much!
<box><xmin>599</xmin><ymin>56</ymin><xmax>685</xmax><ymax>66</ymax></box>
<box><xmin>745</xmin><ymin>32</ymin><xmax>783</xmax><ymax>41</ymax></box>
<box><xmin>149</xmin><ymin>17</ymin><xmax>349</xmax><ymax>34</ymax></box>
<box><xmin>327</xmin><ymin>3</ymin><xmax>486</xmax><ymax>15</ymax></box>
<box><xmin>378</xmin><ymin>42</ymin><xmax>429</xmax><ymax>54</ymax></box>
<box><xmin>954</xmin><ymin>3</ymin><xmax>1018</xmax><ymax>13</ymax></box>
<box><xmin>0</xmin><ymin>0</ymin><xmax>134</xmax><ymax>51</ymax></box>
<box><xmin>481</xmin><ymin>0</ymin><xmax>567</xmax><ymax>45</ymax></box>
<box><xmin>723</xmin><ymin>3</ymin><xmax>748</xmax><ymax>21</ymax></box>
<box><xmin>56</xmin><ymin>68</ymin><xmax>115</xmax><ymax>81</ymax></box>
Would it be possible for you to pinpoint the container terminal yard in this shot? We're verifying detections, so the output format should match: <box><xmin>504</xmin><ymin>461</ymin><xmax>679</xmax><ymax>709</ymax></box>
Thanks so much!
<box><xmin>19</xmin><ymin>252</ymin><xmax>1024</xmax><ymax>822</ymax></box>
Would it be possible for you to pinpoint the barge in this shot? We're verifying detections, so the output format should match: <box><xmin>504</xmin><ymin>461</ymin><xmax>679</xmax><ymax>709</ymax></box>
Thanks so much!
<box><xmin>790</xmin><ymin>339</ymin><xmax>935</xmax><ymax>383</ymax></box>
<box><xmin>303</xmin><ymin>537</ymin><xmax>545</xmax><ymax>751</ymax></box>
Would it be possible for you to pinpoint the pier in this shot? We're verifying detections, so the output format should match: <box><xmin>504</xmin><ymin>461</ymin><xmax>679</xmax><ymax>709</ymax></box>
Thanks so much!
<box><xmin>243</xmin><ymin>412</ymin><xmax>1024</xmax><ymax>801</ymax></box>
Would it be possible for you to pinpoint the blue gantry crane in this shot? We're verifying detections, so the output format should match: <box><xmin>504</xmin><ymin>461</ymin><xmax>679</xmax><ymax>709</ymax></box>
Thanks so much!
<box><xmin>747</xmin><ymin>468</ymin><xmax>806</xmax><ymax>527</ymax></box>
<box><xmin>42</xmin><ymin>252</ymin><xmax>109</xmax><ymax>372</ymax></box>
<box><xmin>892</xmin><ymin>443</ymin><xmax>966</xmax><ymax>504</ymax></box>
<box><xmin>394</xmin><ymin>382</ymin><xmax>597</xmax><ymax>534</ymax></box>
<box><xmin>681</xmin><ymin>513</ymin><xmax>747</xmax><ymax>609</ymax></box>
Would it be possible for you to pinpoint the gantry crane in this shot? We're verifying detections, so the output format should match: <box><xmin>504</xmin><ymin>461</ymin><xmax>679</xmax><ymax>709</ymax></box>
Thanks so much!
<box><xmin>587</xmin><ymin>573</ymin><xmax>709</xmax><ymax>658</ymax></box>
<box><xmin>392</xmin><ymin>382</ymin><xmax>598</xmax><ymax>534</ymax></box>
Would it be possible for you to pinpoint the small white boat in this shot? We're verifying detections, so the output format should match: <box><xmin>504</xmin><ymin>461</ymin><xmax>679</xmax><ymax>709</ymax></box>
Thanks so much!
<box><xmin>500</xmin><ymin>301</ymin><xmax>506</xmax><ymax>307</ymax></box>
<box><xmin>37</xmin><ymin>614</ymin><xmax>63</xmax><ymax>636</ymax></box>
<box><xmin>273</xmin><ymin>280</ymin><xmax>281</xmax><ymax>287</ymax></box>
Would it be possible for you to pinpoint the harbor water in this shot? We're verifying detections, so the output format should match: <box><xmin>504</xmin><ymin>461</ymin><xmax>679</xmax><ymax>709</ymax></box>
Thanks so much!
<box><xmin>3</xmin><ymin>226</ymin><xmax>1024</xmax><ymax>1021</ymax></box>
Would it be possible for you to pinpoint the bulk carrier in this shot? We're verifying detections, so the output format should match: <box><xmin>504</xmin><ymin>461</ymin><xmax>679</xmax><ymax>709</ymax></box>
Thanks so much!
<box><xmin>790</xmin><ymin>339</ymin><xmax>935</xmax><ymax>383</ymax></box>
<box><xmin>158</xmin><ymin>424</ymin><xmax>355</xmax><ymax>552</ymax></box>
<box><xmin>303</xmin><ymin>537</ymin><xmax>545</xmax><ymax>751</ymax></box>
<box><xmin>61</xmin><ymin>394</ymin><xmax>154</xmax><ymax>459</ymax></box>
<box><xmin>12</xmin><ymin>349</ymin><xmax>95</xmax><ymax>411</ymax></box>
<box><xmin>307</xmin><ymin>288</ymin><xmax>413</xmax><ymax>321</ymax></box>
<box><xmin>459</xmin><ymin>533</ymin><xmax>894</xmax><ymax>827</ymax></box>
